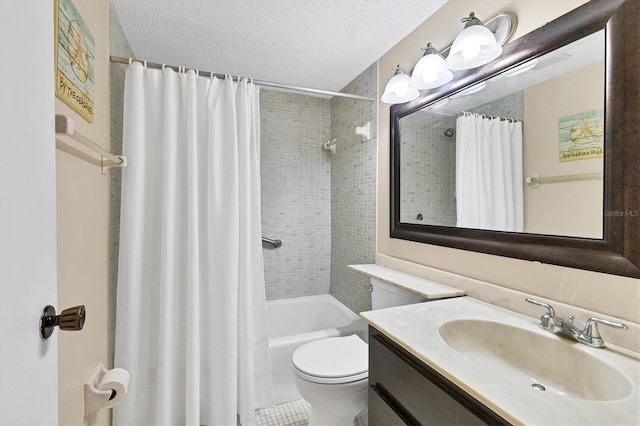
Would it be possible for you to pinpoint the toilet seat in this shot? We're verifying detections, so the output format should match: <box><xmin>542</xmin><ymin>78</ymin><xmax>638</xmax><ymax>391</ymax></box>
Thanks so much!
<box><xmin>292</xmin><ymin>335</ymin><xmax>368</xmax><ymax>384</ymax></box>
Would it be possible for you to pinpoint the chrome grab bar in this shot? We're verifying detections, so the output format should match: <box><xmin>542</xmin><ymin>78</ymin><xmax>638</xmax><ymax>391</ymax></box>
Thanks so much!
<box><xmin>262</xmin><ymin>237</ymin><xmax>282</xmax><ymax>249</ymax></box>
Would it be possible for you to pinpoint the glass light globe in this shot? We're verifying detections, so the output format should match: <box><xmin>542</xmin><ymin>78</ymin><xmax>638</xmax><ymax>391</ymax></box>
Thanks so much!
<box><xmin>462</xmin><ymin>41</ymin><xmax>481</xmax><ymax>59</ymax></box>
<box><xmin>446</xmin><ymin>24</ymin><xmax>502</xmax><ymax>70</ymax></box>
<box><xmin>381</xmin><ymin>67</ymin><xmax>419</xmax><ymax>104</ymax></box>
<box><xmin>410</xmin><ymin>53</ymin><xmax>453</xmax><ymax>90</ymax></box>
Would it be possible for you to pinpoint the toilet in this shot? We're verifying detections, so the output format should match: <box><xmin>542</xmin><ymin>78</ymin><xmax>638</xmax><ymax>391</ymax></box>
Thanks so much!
<box><xmin>291</xmin><ymin>278</ymin><xmax>424</xmax><ymax>425</ymax></box>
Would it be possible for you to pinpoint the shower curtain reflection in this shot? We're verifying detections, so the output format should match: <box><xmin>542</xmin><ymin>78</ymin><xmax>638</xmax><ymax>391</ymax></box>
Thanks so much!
<box><xmin>455</xmin><ymin>113</ymin><xmax>524</xmax><ymax>232</ymax></box>
<box><xmin>115</xmin><ymin>62</ymin><xmax>273</xmax><ymax>426</ymax></box>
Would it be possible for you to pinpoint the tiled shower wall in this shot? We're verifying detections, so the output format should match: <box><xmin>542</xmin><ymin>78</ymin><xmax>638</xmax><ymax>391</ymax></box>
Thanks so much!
<box><xmin>109</xmin><ymin>6</ymin><xmax>134</xmax><ymax>352</ymax></box>
<box><xmin>329</xmin><ymin>63</ymin><xmax>377</xmax><ymax>314</ymax></box>
<box><xmin>260</xmin><ymin>91</ymin><xmax>332</xmax><ymax>300</ymax></box>
<box><xmin>260</xmin><ymin>64</ymin><xmax>377</xmax><ymax>310</ymax></box>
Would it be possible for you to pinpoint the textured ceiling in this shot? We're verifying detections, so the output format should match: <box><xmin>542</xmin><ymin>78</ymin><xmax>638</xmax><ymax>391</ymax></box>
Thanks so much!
<box><xmin>111</xmin><ymin>0</ymin><xmax>448</xmax><ymax>92</ymax></box>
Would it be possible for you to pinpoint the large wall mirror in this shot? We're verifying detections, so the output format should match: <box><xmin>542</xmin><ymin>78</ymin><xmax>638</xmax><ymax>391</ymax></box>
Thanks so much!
<box><xmin>390</xmin><ymin>0</ymin><xmax>639</xmax><ymax>278</ymax></box>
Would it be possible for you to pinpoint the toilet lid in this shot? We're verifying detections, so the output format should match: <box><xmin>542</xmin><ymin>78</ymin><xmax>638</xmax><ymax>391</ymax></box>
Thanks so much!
<box><xmin>292</xmin><ymin>335</ymin><xmax>368</xmax><ymax>383</ymax></box>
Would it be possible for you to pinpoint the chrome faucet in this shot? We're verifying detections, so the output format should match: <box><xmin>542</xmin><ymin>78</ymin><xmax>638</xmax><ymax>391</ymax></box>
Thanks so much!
<box><xmin>525</xmin><ymin>298</ymin><xmax>628</xmax><ymax>348</ymax></box>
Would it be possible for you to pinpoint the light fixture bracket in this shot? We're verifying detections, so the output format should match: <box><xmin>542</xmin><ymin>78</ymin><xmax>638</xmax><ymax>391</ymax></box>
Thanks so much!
<box><xmin>462</xmin><ymin>12</ymin><xmax>484</xmax><ymax>28</ymax></box>
<box><xmin>484</xmin><ymin>12</ymin><xmax>518</xmax><ymax>47</ymax></box>
<box><xmin>420</xmin><ymin>43</ymin><xmax>444</xmax><ymax>58</ymax></box>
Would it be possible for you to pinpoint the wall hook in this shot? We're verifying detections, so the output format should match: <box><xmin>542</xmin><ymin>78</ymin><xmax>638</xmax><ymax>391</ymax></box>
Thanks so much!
<box><xmin>323</xmin><ymin>138</ymin><xmax>337</xmax><ymax>154</ymax></box>
<box><xmin>355</xmin><ymin>122</ymin><xmax>371</xmax><ymax>142</ymax></box>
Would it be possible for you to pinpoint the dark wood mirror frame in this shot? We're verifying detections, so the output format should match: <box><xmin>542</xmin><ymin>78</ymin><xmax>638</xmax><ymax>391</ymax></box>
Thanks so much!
<box><xmin>390</xmin><ymin>0</ymin><xmax>639</xmax><ymax>278</ymax></box>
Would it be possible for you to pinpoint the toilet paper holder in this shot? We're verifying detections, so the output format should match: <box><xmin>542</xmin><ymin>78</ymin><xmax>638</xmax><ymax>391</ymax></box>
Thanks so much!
<box><xmin>84</xmin><ymin>363</ymin><xmax>129</xmax><ymax>419</ymax></box>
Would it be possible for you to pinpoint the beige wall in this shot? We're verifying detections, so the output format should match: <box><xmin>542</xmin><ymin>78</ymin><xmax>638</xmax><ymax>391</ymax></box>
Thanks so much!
<box><xmin>377</xmin><ymin>0</ymin><xmax>639</xmax><ymax>327</ymax></box>
<box><xmin>524</xmin><ymin>63</ymin><xmax>604</xmax><ymax>238</ymax></box>
<box><xmin>55</xmin><ymin>0</ymin><xmax>111</xmax><ymax>424</ymax></box>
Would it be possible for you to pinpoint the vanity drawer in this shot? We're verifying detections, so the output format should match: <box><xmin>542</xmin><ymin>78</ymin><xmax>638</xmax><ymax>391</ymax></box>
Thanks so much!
<box><xmin>368</xmin><ymin>385</ymin><xmax>406</xmax><ymax>425</ymax></box>
<box><xmin>369</xmin><ymin>326</ymin><xmax>509</xmax><ymax>426</ymax></box>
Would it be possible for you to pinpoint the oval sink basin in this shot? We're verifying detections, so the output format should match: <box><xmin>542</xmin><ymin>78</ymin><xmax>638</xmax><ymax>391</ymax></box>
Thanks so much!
<box><xmin>438</xmin><ymin>319</ymin><xmax>632</xmax><ymax>401</ymax></box>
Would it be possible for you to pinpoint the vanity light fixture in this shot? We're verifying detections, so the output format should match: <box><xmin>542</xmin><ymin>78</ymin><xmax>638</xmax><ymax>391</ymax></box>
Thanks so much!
<box><xmin>409</xmin><ymin>44</ymin><xmax>454</xmax><ymax>90</ymax></box>
<box><xmin>445</xmin><ymin>12</ymin><xmax>503</xmax><ymax>70</ymax></box>
<box><xmin>380</xmin><ymin>11</ymin><xmax>516</xmax><ymax>105</ymax></box>
<box><xmin>381</xmin><ymin>65</ymin><xmax>420</xmax><ymax>104</ymax></box>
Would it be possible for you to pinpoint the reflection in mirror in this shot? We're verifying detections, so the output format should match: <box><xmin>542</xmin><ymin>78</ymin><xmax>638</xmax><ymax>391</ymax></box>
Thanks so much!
<box><xmin>399</xmin><ymin>30</ymin><xmax>604</xmax><ymax>239</ymax></box>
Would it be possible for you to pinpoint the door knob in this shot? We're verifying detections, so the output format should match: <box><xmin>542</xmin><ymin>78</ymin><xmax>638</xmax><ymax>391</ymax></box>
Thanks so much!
<box><xmin>40</xmin><ymin>305</ymin><xmax>86</xmax><ymax>340</ymax></box>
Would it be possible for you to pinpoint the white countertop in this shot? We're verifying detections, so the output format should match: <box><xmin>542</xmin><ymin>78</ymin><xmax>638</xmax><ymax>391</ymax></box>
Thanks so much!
<box><xmin>360</xmin><ymin>297</ymin><xmax>640</xmax><ymax>425</ymax></box>
<box><xmin>348</xmin><ymin>264</ymin><xmax>465</xmax><ymax>299</ymax></box>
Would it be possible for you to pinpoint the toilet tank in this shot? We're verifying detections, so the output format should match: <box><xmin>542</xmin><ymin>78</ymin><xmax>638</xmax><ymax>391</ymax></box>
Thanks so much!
<box><xmin>370</xmin><ymin>277</ymin><xmax>425</xmax><ymax>310</ymax></box>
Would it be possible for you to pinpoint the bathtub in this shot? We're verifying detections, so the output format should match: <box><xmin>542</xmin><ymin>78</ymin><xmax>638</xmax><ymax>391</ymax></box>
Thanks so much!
<box><xmin>267</xmin><ymin>294</ymin><xmax>367</xmax><ymax>404</ymax></box>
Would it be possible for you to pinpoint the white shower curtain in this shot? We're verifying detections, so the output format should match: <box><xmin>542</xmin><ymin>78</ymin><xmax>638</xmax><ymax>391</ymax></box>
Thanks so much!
<box><xmin>456</xmin><ymin>114</ymin><xmax>524</xmax><ymax>232</ymax></box>
<box><xmin>115</xmin><ymin>62</ymin><xmax>273</xmax><ymax>426</ymax></box>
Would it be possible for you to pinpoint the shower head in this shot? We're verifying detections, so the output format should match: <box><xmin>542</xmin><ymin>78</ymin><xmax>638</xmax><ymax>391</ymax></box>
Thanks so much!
<box><xmin>444</xmin><ymin>128</ymin><xmax>455</xmax><ymax>137</ymax></box>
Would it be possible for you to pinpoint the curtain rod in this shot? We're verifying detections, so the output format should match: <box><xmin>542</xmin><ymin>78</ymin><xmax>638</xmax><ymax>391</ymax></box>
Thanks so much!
<box><xmin>109</xmin><ymin>56</ymin><xmax>374</xmax><ymax>102</ymax></box>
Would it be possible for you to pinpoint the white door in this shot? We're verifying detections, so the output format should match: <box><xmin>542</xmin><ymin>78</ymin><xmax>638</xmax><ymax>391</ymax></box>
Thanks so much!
<box><xmin>0</xmin><ymin>1</ymin><xmax>59</xmax><ymax>424</ymax></box>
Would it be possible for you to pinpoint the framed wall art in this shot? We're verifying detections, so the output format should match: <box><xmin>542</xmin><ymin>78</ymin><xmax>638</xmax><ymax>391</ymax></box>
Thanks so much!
<box><xmin>54</xmin><ymin>0</ymin><xmax>95</xmax><ymax>123</ymax></box>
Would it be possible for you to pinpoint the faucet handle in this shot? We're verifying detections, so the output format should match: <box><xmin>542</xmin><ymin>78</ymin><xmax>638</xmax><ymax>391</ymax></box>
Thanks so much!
<box><xmin>525</xmin><ymin>298</ymin><xmax>556</xmax><ymax>331</ymax></box>
<box><xmin>580</xmin><ymin>318</ymin><xmax>628</xmax><ymax>348</ymax></box>
<box><xmin>581</xmin><ymin>317</ymin><xmax>628</xmax><ymax>347</ymax></box>
<box><xmin>525</xmin><ymin>297</ymin><xmax>556</xmax><ymax>315</ymax></box>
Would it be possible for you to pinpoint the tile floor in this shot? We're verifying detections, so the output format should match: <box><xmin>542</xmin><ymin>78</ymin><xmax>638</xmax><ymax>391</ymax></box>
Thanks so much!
<box><xmin>255</xmin><ymin>399</ymin><xmax>310</xmax><ymax>426</ymax></box>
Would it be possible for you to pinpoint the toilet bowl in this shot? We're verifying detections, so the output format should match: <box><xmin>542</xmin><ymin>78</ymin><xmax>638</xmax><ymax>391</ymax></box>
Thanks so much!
<box><xmin>291</xmin><ymin>278</ymin><xmax>425</xmax><ymax>425</ymax></box>
<box><xmin>292</xmin><ymin>335</ymin><xmax>368</xmax><ymax>425</ymax></box>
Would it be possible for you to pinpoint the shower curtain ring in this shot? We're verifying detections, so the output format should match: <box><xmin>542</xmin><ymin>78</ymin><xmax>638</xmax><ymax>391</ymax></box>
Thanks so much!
<box><xmin>143</xmin><ymin>60</ymin><xmax>147</xmax><ymax>69</ymax></box>
<box><xmin>128</xmin><ymin>57</ymin><xmax>133</xmax><ymax>65</ymax></box>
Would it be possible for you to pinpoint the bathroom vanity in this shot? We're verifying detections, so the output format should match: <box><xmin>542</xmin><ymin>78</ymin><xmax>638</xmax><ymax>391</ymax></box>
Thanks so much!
<box><xmin>368</xmin><ymin>325</ymin><xmax>508</xmax><ymax>425</ymax></box>
<box><xmin>361</xmin><ymin>297</ymin><xmax>640</xmax><ymax>425</ymax></box>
